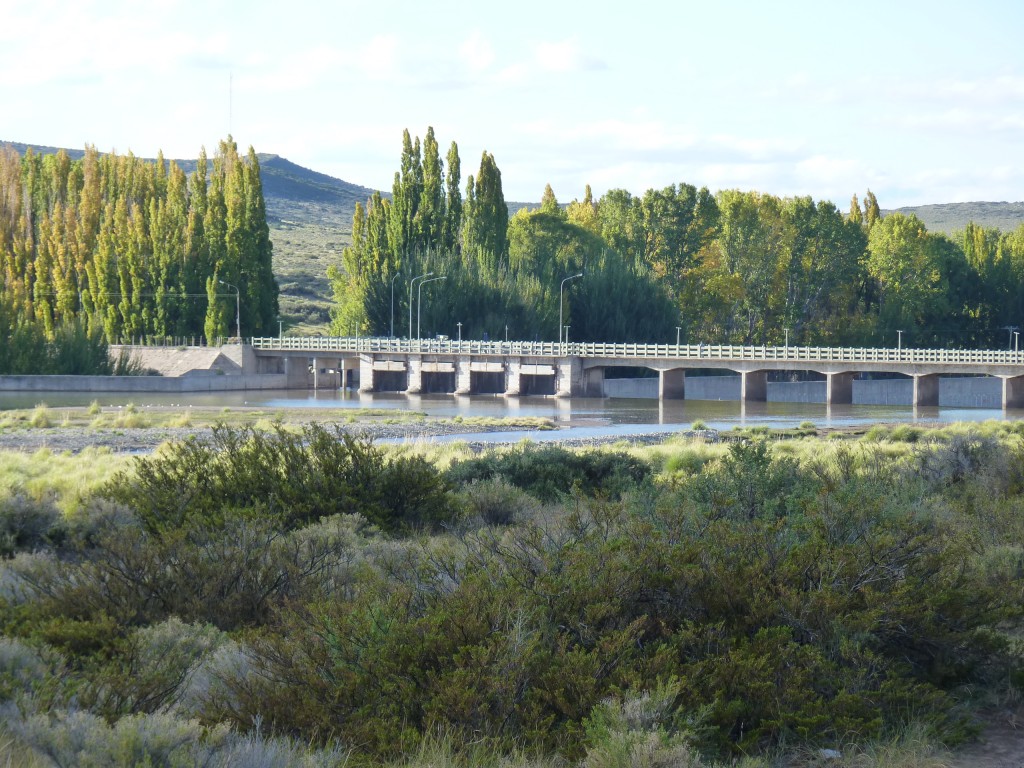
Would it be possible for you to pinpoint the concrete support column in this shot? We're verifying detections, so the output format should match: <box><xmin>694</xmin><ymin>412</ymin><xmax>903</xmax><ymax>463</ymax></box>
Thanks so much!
<box><xmin>1002</xmin><ymin>375</ymin><xmax>1024</xmax><ymax>409</ymax></box>
<box><xmin>555</xmin><ymin>357</ymin><xmax>584</xmax><ymax>397</ymax></box>
<box><xmin>913</xmin><ymin>374</ymin><xmax>940</xmax><ymax>407</ymax></box>
<box><xmin>826</xmin><ymin>372</ymin><xmax>855</xmax><ymax>405</ymax></box>
<box><xmin>584</xmin><ymin>367</ymin><xmax>605</xmax><ymax>397</ymax></box>
<box><xmin>504</xmin><ymin>359</ymin><xmax>521</xmax><ymax>396</ymax></box>
<box><xmin>659</xmin><ymin>368</ymin><xmax>686</xmax><ymax>400</ymax></box>
<box><xmin>284</xmin><ymin>356</ymin><xmax>310</xmax><ymax>388</ymax></box>
<box><xmin>455</xmin><ymin>359</ymin><xmax>473</xmax><ymax>395</ymax></box>
<box><xmin>405</xmin><ymin>357</ymin><xmax>423</xmax><ymax>394</ymax></box>
<box><xmin>358</xmin><ymin>356</ymin><xmax>376</xmax><ymax>393</ymax></box>
<box><xmin>741</xmin><ymin>370</ymin><xmax>768</xmax><ymax>402</ymax></box>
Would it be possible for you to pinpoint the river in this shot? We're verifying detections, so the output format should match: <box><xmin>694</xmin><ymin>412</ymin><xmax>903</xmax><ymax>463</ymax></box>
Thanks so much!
<box><xmin>3</xmin><ymin>388</ymin><xmax>1021</xmax><ymax>443</ymax></box>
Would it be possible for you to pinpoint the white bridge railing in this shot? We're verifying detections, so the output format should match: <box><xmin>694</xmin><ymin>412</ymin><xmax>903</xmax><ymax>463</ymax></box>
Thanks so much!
<box><xmin>251</xmin><ymin>337</ymin><xmax>1024</xmax><ymax>367</ymax></box>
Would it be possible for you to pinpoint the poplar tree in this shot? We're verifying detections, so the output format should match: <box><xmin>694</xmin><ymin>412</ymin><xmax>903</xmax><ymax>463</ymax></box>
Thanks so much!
<box><xmin>417</xmin><ymin>127</ymin><xmax>444</xmax><ymax>248</ymax></box>
<box><xmin>463</xmin><ymin>152</ymin><xmax>508</xmax><ymax>271</ymax></box>
<box><xmin>442</xmin><ymin>141</ymin><xmax>462</xmax><ymax>256</ymax></box>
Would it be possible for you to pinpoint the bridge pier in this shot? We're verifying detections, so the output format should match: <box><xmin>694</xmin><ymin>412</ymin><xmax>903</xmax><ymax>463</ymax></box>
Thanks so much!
<box><xmin>913</xmin><ymin>374</ymin><xmax>940</xmax><ymax>407</ymax></box>
<box><xmin>826</xmin><ymin>372</ymin><xmax>855</xmax><ymax>405</ymax></box>
<box><xmin>405</xmin><ymin>357</ymin><xmax>423</xmax><ymax>394</ymax></box>
<box><xmin>1003</xmin><ymin>375</ymin><xmax>1024</xmax><ymax>409</ymax></box>
<box><xmin>556</xmin><ymin>358</ymin><xmax>584</xmax><ymax>397</ymax></box>
<box><xmin>584</xmin><ymin>367</ymin><xmax>605</xmax><ymax>397</ymax></box>
<box><xmin>659</xmin><ymin>369</ymin><xmax>685</xmax><ymax>399</ymax></box>
<box><xmin>455</xmin><ymin>360</ymin><xmax>473</xmax><ymax>394</ymax></box>
<box><xmin>359</xmin><ymin>357</ymin><xmax>375</xmax><ymax>392</ymax></box>
<box><xmin>284</xmin><ymin>356</ymin><xmax>310</xmax><ymax>388</ymax></box>
<box><xmin>504</xmin><ymin>360</ymin><xmax>521</xmax><ymax>396</ymax></box>
<box><xmin>741</xmin><ymin>370</ymin><xmax>767</xmax><ymax>402</ymax></box>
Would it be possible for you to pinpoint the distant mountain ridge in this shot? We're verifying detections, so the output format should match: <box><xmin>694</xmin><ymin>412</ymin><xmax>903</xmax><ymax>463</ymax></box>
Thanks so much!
<box><xmin>885</xmin><ymin>201</ymin><xmax>1024</xmax><ymax>235</ymax></box>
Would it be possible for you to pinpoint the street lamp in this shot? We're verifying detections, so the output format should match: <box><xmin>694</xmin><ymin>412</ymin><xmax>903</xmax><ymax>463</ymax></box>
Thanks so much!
<box><xmin>417</xmin><ymin>276</ymin><xmax>446</xmax><ymax>340</ymax></box>
<box><xmin>218</xmin><ymin>280</ymin><xmax>240</xmax><ymax>341</ymax></box>
<box><xmin>675</xmin><ymin>326</ymin><xmax>682</xmax><ymax>347</ymax></box>
<box><xmin>784</xmin><ymin>327</ymin><xmax>789</xmax><ymax>351</ymax></box>
<box><xmin>390</xmin><ymin>272</ymin><xmax>401</xmax><ymax>338</ymax></box>
<box><xmin>897</xmin><ymin>329</ymin><xmax>903</xmax><ymax>352</ymax></box>
<box><xmin>456</xmin><ymin>321</ymin><xmax>462</xmax><ymax>342</ymax></box>
<box><xmin>564</xmin><ymin>326</ymin><xmax>570</xmax><ymax>344</ymax></box>
<box><xmin>409</xmin><ymin>272</ymin><xmax>433</xmax><ymax>338</ymax></box>
<box><xmin>1004</xmin><ymin>325</ymin><xmax>1020</xmax><ymax>351</ymax></box>
<box><xmin>559</xmin><ymin>272</ymin><xmax>583</xmax><ymax>344</ymax></box>
<box><xmin>1015</xmin><ymin>331</ymin><xmax>1020</xmax><ymax>353</ymax></box>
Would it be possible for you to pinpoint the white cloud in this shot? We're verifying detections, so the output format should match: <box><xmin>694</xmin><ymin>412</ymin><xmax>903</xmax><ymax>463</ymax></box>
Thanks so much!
<box><xmin>535</xmin><ymin>38</ymin><xmax>583</xmax><ymax>73</ymax></box>
<box><xmin>459</xmin><ymin>30</ymin><xmax>495</xmax><ymax>72</ymax></box>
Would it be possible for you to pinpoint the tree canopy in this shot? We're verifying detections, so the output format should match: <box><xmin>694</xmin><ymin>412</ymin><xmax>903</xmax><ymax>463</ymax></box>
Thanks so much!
<box><xmin>0</xmin><ymin>139</ymin><xmax>279</xmax><ymax>344</ymax></box>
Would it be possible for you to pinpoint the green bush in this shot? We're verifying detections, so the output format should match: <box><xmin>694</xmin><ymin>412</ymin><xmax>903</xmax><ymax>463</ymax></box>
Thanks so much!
<box><xmin>103</xmin><ymin>424</ymin><xmax>455</xmax><ymax>534</ymax></box>
<box><xmin>445</xmin><ymin>445</ymin><xmax>652</xmax><ymax>502</ymax></box>
<box><xmin>0</xmin><ymin>494</ymin><xmax>65</xmax><ymax>557</ymax></box>
<box><xmin>458</xmin><ymin>477</ymin><xmax>540</xmax><ymax>527</ymax></box>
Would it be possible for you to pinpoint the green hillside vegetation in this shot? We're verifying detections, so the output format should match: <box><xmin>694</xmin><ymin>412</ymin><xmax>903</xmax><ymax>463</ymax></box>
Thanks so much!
<box><xmin>0</xmin><ymin>139</ymin><xmax>279</xmax><ymax>351</ymax></box>
<box><xmin>8</xmin><ymin>138</ymin><xmax>1024</xmax><ymax>342</ymax></box>
<box><xmin>1</xmin><ymin>425</ymin><xmax>1023</xmax><ymax>765</ymax></box>
<box><xmin>888</xmin><ymin>201</ymin><xmax>1024</xmax><ymax>236</ymax></box>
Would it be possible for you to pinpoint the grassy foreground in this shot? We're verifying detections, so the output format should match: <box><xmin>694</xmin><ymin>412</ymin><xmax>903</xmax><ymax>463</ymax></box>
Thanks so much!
<box><xmin>0</xmin><ymin>419</ymin><xmax>1023</xmax><ymax>766</ymax></box>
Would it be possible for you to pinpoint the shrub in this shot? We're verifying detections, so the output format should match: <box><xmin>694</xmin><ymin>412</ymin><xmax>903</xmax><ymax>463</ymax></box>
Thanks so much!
<box><xmin>103</xmin><ymin>424</ymin><xmax>455</xmax><ymax>534</ymax></box>
<box><xmin>0</xmin><ymin>495</ymin><xmax>65</xmax><ymax>557</ymax></box>
<box><xmin>86</xmin><ymin>618</ymin><xmax>226</xmax><ymax>718</ymax></box>
<box><xmin>445</xmin><ymin>445</ymin><xmax>651</xmax><ymax>502</ymax></box>
<box><xmin>28</xmin><ymin>406</ymin><xmax>50</xmax><ymax>429</ymax></box>
<box><xmin>583</xmin><ymin>682</ymin><xmax>701</xmax><ymax>768</ymax></box>
<box><xmin>459</xmin><ymin>478</ymin><xmax>540</xmax><ymax>527</ymax></box>
<box><xmin>0</xmin><ymin>638</ymin><xmax>65</xmax><ymax>704</ymax></box>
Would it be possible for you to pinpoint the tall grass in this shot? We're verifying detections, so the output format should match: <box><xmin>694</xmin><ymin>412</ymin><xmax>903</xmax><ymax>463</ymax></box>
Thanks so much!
<box><xmin>0</xmin><ymin>446</ymin><xmax>132</xmax><ymax>514</ymax></box>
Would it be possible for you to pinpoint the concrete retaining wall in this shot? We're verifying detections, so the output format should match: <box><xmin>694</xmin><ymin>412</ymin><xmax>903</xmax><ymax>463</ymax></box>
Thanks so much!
<box><xmin>0</xmin><ymin>374</ymin><xmax>290</xmax><ymax>393</ymax></box>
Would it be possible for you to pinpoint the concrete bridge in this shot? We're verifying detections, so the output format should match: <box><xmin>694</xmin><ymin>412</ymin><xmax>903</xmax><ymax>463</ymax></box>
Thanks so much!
<box><xmin>251</xmin><ymin>337</ymin><xmax>1024</xmax><ymax>409</ymax></box>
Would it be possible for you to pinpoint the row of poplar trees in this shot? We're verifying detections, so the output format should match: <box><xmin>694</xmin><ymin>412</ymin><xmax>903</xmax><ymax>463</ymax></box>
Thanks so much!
<box><xmin>334</xmin><ymin>127</ymin><xmax>1024</xmax><ymax>348</ymax></box>
<box><xmin>0</xmin><ymin>137</ymin><xmax>278</xmax><ymax>345</ymax></box>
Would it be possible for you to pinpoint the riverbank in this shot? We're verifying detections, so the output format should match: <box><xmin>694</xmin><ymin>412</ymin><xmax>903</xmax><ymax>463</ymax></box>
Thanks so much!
<box><xmin>0</xmin><ymin>404</ymin><xmax>564</xmax><ymax>454</ymax></box>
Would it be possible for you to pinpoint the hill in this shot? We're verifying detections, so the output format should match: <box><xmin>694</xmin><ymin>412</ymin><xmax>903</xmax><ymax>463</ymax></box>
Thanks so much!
<box><xmin>885</xmin><ymin>201</ymin><xmax>1024</xmax><ymax>235</ymax></box>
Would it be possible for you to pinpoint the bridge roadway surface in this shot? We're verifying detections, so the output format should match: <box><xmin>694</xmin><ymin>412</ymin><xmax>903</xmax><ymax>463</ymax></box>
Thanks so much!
<box><xmin>250</xmin><ymin>337</ymin><xmax>1024</xmax><ymax>408</ymax></box>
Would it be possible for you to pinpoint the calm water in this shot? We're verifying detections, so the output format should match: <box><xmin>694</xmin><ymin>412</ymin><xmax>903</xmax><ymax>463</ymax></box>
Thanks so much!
<box><xmin>3</xmin><ymin>389</ymin><xmax>1021</xmax><ymax>443</ymax></box>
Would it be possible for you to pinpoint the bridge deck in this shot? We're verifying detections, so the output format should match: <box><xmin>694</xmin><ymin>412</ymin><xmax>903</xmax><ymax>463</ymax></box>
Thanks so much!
<box><xmin>252</xmin><ymin>337</ymin><xmax>1024</xmax><ymax>368</ymax></box>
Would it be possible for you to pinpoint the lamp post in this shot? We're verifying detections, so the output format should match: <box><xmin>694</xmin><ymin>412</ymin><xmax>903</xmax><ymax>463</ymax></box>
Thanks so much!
<box><xmin>417</xmin><ymin>276</ymin><xmax>446</xmax><ymax>340</ymax></box>
<box><xmin>897</xmin><ymin>330</ymin><xmax>903</xmax><ymax>352</ymax></box>
<box><xmin>409</xmin><ymin>272</ymin><xmax>433</xmax><ymax>338</ymax></box>
<box><xmin>505</xmin><ymin>325</ymin><xmax>508</xmax><ymax>342</ymax></box>
<box><xmin>564</xmin><ymin>326</ymin><xmax>570</xmax><ymax>345</ymax></box>
<box><xmin>559</xmin><ymin>272</ymin><xmax>583</xmax><ymax>344</ymax></box>
<box><xmin>1015</xmin><ymin>331</ymin><xmax>1020</xmax><ymax>354</ymax></box>
<box><xmin>218</xmin><ymin>280</ymin><xmax>240</xmax><ymax>341</ymax></box>
<box><xmin>278</xmin><ymin>319</ymin><xmax>283</xmax><ymax>340</ymax></box>
<box><xmin>390</xmin><ymin>272</ymin><xmax>401</xmax><ymax>338</ymax></box>
<box><xmin>1004</xmin><ymin>325</ymin><xmax>1020</xmax><ymax>351</ymax></box>
<box><xmin>457</xmin><ymin>322</ymin><xmax>462</xmax><ymax>342</ymax></box>
<box><xmin>675</xmin><ymin>326</ymin><xmax>681</xmax><ymax>347</ymax></box>
<box><xmin>784</xmin><ymin>327</ymin><xmax>789</xmax><ymax>351</ymax></box>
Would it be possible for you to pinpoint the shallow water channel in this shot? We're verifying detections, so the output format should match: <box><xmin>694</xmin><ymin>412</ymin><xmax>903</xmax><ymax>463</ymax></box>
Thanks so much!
<box><xmin>3</xmin><ymin>387</ymin><xmax>1022</xmax><ymax>443</ymax></box>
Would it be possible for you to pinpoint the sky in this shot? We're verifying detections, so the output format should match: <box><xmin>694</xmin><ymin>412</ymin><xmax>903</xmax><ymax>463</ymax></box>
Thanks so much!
<box><xmin>2</xmin><ymin>0</ymin><xmax>1022</xmax><ymax>207</ymax></box>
